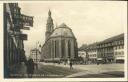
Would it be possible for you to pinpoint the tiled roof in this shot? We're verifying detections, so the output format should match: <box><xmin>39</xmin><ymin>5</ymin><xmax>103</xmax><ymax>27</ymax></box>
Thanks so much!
<box><xmin>79</xmin><ymin>33</ymin><xmax>124</xmax><ymax>50</ymax></box>
<box><xmin>100</xmin><ymin>33</ymin><xmax>124</xmax><ymax>44</ymax></box>
<box><xmin>50</xmin><ymin>23</ymin><xmax>75</xmax><ymax>38</ymax></box>
<box><xmin>79</xmin><ymin>42</ymin><xmax>98</xmax><ymax>50</ymax></box>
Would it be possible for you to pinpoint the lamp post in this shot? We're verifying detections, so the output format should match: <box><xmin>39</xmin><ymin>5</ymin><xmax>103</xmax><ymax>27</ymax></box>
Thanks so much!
<box><xmin>35</xmin><ymin>41</ymin><xmax>39</xmax><ymax>69</ymax></box>
<box><xmin>36</xmin><ymin>42</ymin><xmax>39</xmax><ymax>63</ymax></box>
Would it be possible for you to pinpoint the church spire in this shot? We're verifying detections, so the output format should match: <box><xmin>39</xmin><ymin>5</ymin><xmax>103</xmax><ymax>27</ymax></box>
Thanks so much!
<box><xmin>45</xmin><ymin>9</ymin><xmax>54</xmax><ymax>41</ymax></box>
<box><xmin>48</xmin><ymin>9</ymin><xmax>51</xmax><ymax>17</ymax></box>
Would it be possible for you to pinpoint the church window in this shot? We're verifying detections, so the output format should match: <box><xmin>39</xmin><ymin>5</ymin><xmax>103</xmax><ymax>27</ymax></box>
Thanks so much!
<box><xmin>54</xmin><ymin>41</ymin><xmax>57</xmax><ymax>58</ymax></box>
<box><xmin>61</xmin><ymin>40</ymin><xmax>65</xmax><ymax>58</ymax></box>
<box><xmin>68</xmin><ymin>40</ymin><xmax>71</xmax><ymax>58</ymax></box>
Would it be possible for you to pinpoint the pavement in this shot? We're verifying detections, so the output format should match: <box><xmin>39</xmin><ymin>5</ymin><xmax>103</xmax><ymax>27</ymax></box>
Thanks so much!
<box><xmin>66</xmin><ymin>71</ymin><xmax>124</xmax><ymax>78</ymax></box>
<box><xmin>41</xmin><ymin>62</ymin><xmax>124</xmax><ymax>72</ymax></box>
<box><xmin>40</xmin><ymin>62</ymin><xmax>124</xmax><ymax>78</ymax></box>
<box><xmin>9</xmin><ymin>62</ymin><xmax>124</xmax><ymax>78</ymax></box>
<box><xmin>33</xmin><ymin>62</ymin><xmax>81</xmax><ymax>78</ymax></box>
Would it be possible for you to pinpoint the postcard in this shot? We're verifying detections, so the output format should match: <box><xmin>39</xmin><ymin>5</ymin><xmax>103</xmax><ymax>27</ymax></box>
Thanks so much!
<box><xmin>0</xmin><ymin>1</ymin><xmax>127</xmax><ymax>82</ymax></box>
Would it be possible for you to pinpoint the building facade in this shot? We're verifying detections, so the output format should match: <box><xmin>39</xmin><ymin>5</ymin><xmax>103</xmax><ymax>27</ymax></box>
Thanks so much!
<box><xmin>97</xmin><ymin>43</ymin><xmax>114</xmax><ymax>63</ymax></box>
<box><xmin>113</xmin><ymin>35</ymin><xmax>124</xmax><ymax>63</ymax></box>
<box><xmin>4</xmin><ymin>3</ymin><xmax>33</xmax><ymax>77</ymax></box>
<box><xmin>78</xmin><ymin>50</ymin><xmax>87</xmax><ymax>58</ymax></box>
<box><xmin>114</xmin><ymin>44</ymin><xmax>124</xmax><ymax>63</ymax></box>
<box><xmin>86</xmin><ymin>43</ymin><xmax>98</xmax><ymax>64</ymax></box>
<box><xmin>41</xmin><ymin>10</ymin><xmax>78</xmax><ymax>63</ymax></box>
<box><xmin>78</xmin><ymin>50</ymin><xmax>87</xmax><ymax>64</ymax></box>
<box><xmin>97</xmin><ymin>33</ymin><xmax>124</xmax><ymax>63</ymax></box>
<box><xmin>79</xmin><ymin>33</ymin><xmax>124</xmax><ymax>64</ymax></box>
<box><xmin>30</xmin><ymin>48</ymin><xmax>41</xmax><ymax>62</ymax></box>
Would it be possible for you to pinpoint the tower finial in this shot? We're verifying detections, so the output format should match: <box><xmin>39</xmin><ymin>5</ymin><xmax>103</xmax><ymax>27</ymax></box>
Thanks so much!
<box><xmin>48</xmin><ymin>9</ymin><xmax>51</xmax><ymax>16</ymax></box>
<box><xmin>45</xmin><ymin>9</ymin><xmax>54</xmax><ymax>41</ymax></box>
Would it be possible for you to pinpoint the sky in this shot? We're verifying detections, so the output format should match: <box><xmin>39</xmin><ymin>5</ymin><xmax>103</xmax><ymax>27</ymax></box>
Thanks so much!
<box><xmin>18</xmin><ymin>1</ymin><xmax>127</xmax><ymax>57</ymax></box>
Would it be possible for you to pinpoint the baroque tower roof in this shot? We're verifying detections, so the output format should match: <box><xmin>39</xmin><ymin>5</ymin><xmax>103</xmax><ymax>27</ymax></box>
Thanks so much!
<box><xmin>45</xmin><ymin>9</ymin><xmax>54</xmax><ymax>41</ymax></box>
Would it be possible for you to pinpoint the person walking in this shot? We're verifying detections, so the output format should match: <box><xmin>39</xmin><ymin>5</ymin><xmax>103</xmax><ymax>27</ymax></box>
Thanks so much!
<box><xmin>69</xmin><ymin>61</ymin><xmax>73</xmax><ymax>70</ymax></box>
<box><xmin>26</xmin><ymin>58</ymin><xmax>35</xmax><ymax>78</ymax></box>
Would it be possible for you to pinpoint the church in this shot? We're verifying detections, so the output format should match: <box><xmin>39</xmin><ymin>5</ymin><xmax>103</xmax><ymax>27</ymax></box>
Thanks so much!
<box><xmin>41</xmin><ymin>10</ymin><xmax>78</xmax><ymax>63</ymax></box>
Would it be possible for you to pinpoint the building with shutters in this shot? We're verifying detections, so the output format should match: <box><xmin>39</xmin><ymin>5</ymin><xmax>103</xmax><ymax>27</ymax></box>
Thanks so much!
<box><xmin>41</xmin><ymin>10</ymin><xmax>78</xmax><ymax>63</ymax></box>
<box><xmin>86</xmin><ymin>43</ymin><xmax>98</xmax><ymax>64</ymax></box>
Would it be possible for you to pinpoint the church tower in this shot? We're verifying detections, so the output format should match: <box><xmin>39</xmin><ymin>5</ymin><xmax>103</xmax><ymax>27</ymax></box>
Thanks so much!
<box><xmin>45</xmin><ymin>10</ymin><xmax>54</xmax><ymax>41</ymax></box>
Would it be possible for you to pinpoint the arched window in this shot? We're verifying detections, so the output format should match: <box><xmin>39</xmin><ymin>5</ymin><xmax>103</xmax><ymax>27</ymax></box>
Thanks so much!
<box><xmin>68</xmin><ymin>40</ymin><xmax>71</xmax><ymax>58</ymax></box>
<box><xmin>61</xmin><ymin>39</ymin><xmax>65</xmax><ymax>58</ymax></box>
<box><xmin>51</xmin><ymin>40</ymin><xmax>54</xmax><ymax>58</ymax></box>
<box><xmin>55</xmin><ymin>40</ymin><xmax>57</xmax><ymax>58</ymax></box>
<box><xmin>55</xmin><ymin>40</ymin><xmax>59</xmax><ymax>58</ymax></box>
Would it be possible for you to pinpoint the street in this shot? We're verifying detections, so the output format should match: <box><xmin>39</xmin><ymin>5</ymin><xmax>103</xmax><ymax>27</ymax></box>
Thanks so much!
<box><xmin>10</xmin><ymin>62</ymin><xmax>124</xmax><ymax>78</ymax></box>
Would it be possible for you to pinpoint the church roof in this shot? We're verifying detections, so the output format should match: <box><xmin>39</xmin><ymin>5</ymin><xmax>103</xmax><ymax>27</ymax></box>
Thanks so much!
<box><xmin>59</xmin><ymin>23</ymin><xmax>68</xmax><ymax>28</ymax></box>
<box><xmin>50</xmin><ymin>23</ymin><xmax>75</xmax><ymax>38</ymax></box>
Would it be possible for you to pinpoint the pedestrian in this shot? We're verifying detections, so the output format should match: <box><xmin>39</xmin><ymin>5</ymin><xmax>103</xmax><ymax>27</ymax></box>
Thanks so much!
<box><xmin>26</xmin><ymin>58</ymin><xmax>35</xmax><ymax>78</ymax></box>
<box><xmin>69</xmin><ymin>61</ymin><xmax>73</xmax><ymax>70</ymax></box>
<box><xmin>97</xmin><ymin>60</ymin><xmax>99</xmax><ymax>65</ymax></box>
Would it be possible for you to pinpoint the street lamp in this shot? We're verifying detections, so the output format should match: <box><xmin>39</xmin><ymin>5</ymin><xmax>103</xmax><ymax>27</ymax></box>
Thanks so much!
<box><xmin>36</xmin><ymin>41</ymin><xmax>39</xmax><ymax>63</ymax></box>
<box><xmin>35</xmin><ymin>41</ymin><xmax>39</xmax><ymax>69</ymax></box>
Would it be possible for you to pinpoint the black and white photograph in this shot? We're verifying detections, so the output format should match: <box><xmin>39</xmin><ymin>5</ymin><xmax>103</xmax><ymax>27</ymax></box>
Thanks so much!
<box><xmin>1</xmin><ymin>1</ymin><xmax>127</xmax><ymax>81</ymax></box>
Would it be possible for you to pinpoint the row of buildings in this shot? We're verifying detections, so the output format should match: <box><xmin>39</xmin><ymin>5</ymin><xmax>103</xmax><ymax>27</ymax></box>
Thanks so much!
<box><xmin>78</xmin><ymin>33</ymin><xmax>124</xmax><ymax>64</ymax></box>
<box><xmin>4</xmin><ymin>3</ymin><xmax>33</xmax><ymax>77</ymax></box>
